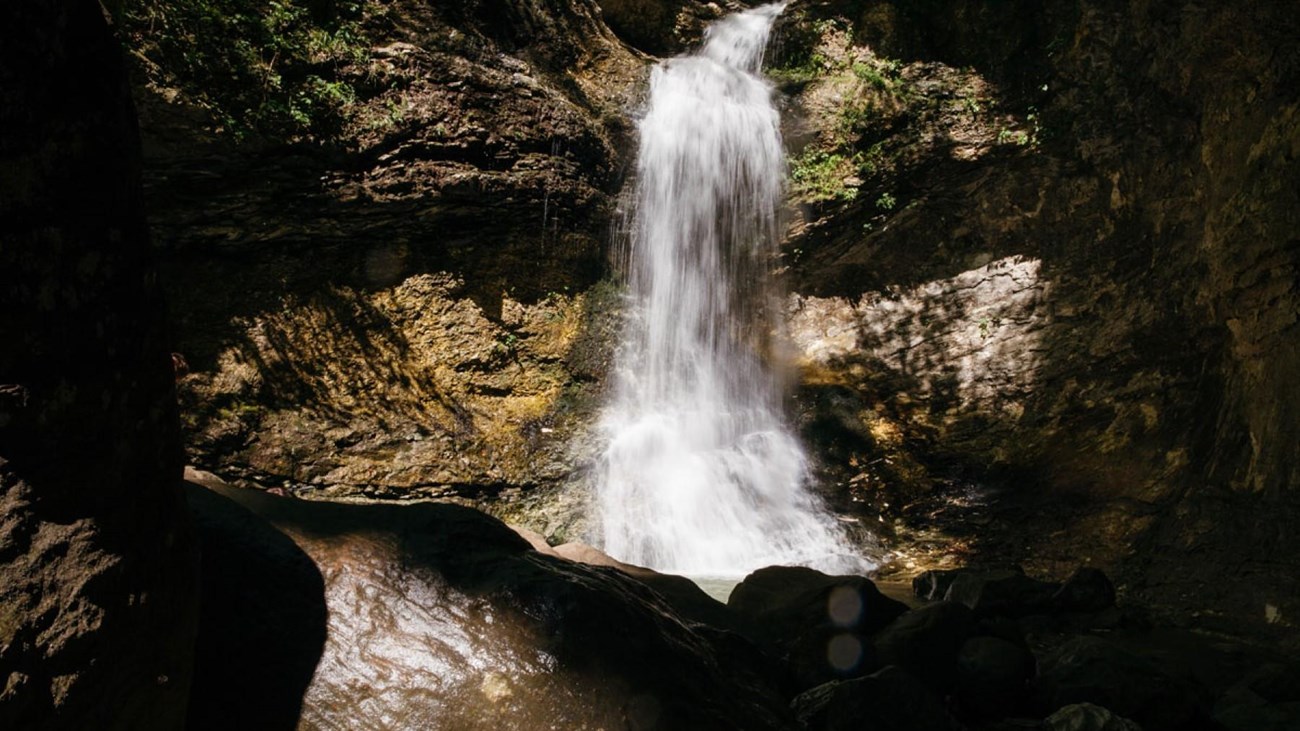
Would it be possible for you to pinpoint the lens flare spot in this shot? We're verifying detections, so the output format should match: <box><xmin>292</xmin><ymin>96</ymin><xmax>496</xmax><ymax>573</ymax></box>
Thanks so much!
<box><xmin>828</xmin><ymin>585</ymin><xmax>863</xmax><ymax>627</ymax></box>
<box><xmin>827</xmin><ymin>633</ymin><xmax>863</xmax><ymax>672</ymax></box>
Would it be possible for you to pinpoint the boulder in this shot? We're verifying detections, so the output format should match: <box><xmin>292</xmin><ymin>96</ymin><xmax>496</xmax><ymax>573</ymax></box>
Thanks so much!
<box><xmin>185</xmin><ymin>485</ymin><xmax>326</xmax><ymax>730</ymax></box>
<box><xmin>185</xmin><ymin>480</ymin><xmax>795</xmax><ymax>729</ymax></box>
<box><xmin>944</xmin><ymin>569</ymin><xmax>1060</xmax><ymax>618</ymax></box>
<box><xmin>955</xmin><ymin>636</ymin><xmax>1036</xmax><ymax>719</ymax></box>
<box><xmin>873</xmin><ymin>601</ymin><xmax>976</xmax><ymax>693</ymax></box>
<box><xmin>913</xmin><ymin>569</ymin><xmax>961</xmax><ymax>601</ymax></box>
<box><xmin>1044</xmin><ymin>703</ymin><xmax>1142</xmax><ymax>731</ymax></box>
<box><xmin>791</xmin><ymin>665</ymin><xmax>961</xmax><ymax>731</ymax></box>
<box><xmin>1051</xmin><ymin>568</ymin><xmax>1117</xmax><ymax>614</ymax></box>
<box><xmin>551</xmin><ymin>540</ymin><xmax>740</xmax><ymax>630</ymax></box>
<box><xmin>1213</xmin><ymin>662</ymin><xmax>1300</xmax><ymax>731</ymax></box>
<box><xmin>1035</xmin><ymin>636</ymin><xmax>1215</xmax><ymax>731</ymax></box>
<box><xmin>729</xmin><ymin>566</ymin><xmax>909</xmax><ymax>689</ymax></box>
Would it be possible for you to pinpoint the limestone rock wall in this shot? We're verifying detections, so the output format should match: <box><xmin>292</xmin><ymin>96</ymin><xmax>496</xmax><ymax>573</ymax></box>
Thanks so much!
<box><xmin>0</xmin><ymin>2</ymin><xmax>197</xmax><ymax>726</ymax></box>
<box><xmin>779</xmin><ymin>0</ymin><xmax>1299</xmax><ymax>631</ymax></box>
<box><xmin>128</xmin><ymin>0</ymin><xmax>646</xmax><ymax>496</ymax></box>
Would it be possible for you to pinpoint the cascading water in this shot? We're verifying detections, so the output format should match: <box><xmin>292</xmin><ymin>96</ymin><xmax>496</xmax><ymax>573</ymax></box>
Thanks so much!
<box><xmin>593</xmin><ymin>3</ymin><xmax>872</xmax><ymax>578</ymax></box>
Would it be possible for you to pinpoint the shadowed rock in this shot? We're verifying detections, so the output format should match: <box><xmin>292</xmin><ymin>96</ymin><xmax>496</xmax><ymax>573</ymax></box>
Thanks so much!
<box><xmin>873</xmin><ymin>601</ymin><xmax>976</xmax><ymax>694</ymax></box>
<box><xmin>791</xmin><ymin>665</ymin><xmax>961</xmax><ymax>731</ymax></box>
<box><xmin>1051</xmin><ymin>568</ymin><xmax>1117</xmax><ymax>614</ymax></box>
<box><xmin>1045</xmin><ymin>703</ymin><xmax>1142</xmax><ymax>731</ymax></box>
<box><xmin>944</xmin><ymin>568</ymin><xmax>1060</xmax><ymax>618</ymax></box>
<box><xmin>729</xmin><ymin>566</ymin><xmax>908</xmax><ymax>690</ymax></box>
<box><xmin>1035</xmin><ymin>636</ymin><xmax>1216</xmax><ymax>731</ymax></box>
<box><xmin>186</xmin><ymin>479</ymin><xmax>796</xmax><ymax>729</ymax></box>
<box><xmin>956</xmin><ymin>635</ymin><xmax>1035</xmax><ymax>719</ymax></box>
<box><xmin>1</xmin><ymin>2</ymin><xmax>197</xmax><ymax>727</ymax></box>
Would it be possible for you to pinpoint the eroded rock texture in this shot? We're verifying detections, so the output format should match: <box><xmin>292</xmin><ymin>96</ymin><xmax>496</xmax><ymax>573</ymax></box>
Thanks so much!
<box><xmin>128</xmin><ymin>0</ymin><xmax>644</xmax><ymax>496</ymax></box>
<box><xmin>594</xmin><ymin>0</ymin><xmax>733</xmax><ymax>55</ymax></box>
<box><xmin>0</xmin><ymin>1</ymin><xmax>197</xmax><ymax>727</ymax></box>
<box><xmin>778</xmin><ymin>0</ymin><xmax>1299</xmax><ymax>633</ymax></box>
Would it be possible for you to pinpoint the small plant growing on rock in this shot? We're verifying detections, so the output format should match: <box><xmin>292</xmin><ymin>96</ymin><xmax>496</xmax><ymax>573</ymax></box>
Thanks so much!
<box><xmin>790</xmin><ymin>149</ymin><xmax>859</xmax><ymax>203</ymax></box>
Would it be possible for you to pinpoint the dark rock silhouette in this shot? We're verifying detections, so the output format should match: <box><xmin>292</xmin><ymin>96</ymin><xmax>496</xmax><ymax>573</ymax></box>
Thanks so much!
<box><xmin>0</xmin><ymin>2</ymin><xmax>197</xmax><ymax>727</ymax></box>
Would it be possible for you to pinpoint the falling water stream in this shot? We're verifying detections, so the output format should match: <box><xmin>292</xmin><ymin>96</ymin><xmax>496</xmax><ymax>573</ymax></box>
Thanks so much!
<box><xmin>593</xmin><ymin>3</ymin><xmax>871</xmax><ymax>579</ymax></box>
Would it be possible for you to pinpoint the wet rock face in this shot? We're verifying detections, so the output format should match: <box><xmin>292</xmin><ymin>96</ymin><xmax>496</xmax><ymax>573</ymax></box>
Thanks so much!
<box><xmin>0</xmin><ymin>3</ymin><xmax>196</xmax><ymax>728</ymax></box>
<box><xmin>185</xmin><ymin>480</ymin><xmax>795</xmax><ymax>730</ymax></box>
<box><xmin>779</xmin><ymin>0</ymin><xmax>1300</xmax><ymax>629</ymax></box>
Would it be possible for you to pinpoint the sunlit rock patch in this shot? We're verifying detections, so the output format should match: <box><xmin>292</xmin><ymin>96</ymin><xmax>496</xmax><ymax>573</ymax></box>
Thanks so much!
<box><xmin>180</xmin><ymin>275</ymin><xmax>622</xmax><ymax>497</ymax></box>
<box><xmin>791</xmin><ymin>255</ymin><xmax>1047</xmax><ymax>417</ymax></box>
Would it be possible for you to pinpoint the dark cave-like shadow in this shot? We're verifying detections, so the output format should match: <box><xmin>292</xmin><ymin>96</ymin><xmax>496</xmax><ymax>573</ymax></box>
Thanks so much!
<box><xmin>183</xmin><ymin>482</ymin><xmax>327</xmax><ymax>731</ymax></box>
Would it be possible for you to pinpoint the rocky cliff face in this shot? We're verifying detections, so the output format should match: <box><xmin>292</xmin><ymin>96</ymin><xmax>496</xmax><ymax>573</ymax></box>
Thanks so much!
<box><xmin>127</xmin><ymin>0</ymin><xmax>649</xmax><ymax>497</ymax></box>
<box><xmin>774</xmin><ymin>0</ymin><xmax>1299</xmax><ymax>633</ymax></box>
<box><xmin>122</xmin><ymin>0</ymin><xmax>1297</xmax><ymax>636</ymax></box>
<box><xmin>0</xmin><ymin>2</ymin><xmax>197</xmax><ymax>726</ymax></box>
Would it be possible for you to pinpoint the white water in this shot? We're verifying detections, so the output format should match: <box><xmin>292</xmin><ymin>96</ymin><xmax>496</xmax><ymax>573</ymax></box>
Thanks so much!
<box><xmin>592</xmin><ymin>3</ymin><xmax>871</xmax><ymax>578</ymax></box>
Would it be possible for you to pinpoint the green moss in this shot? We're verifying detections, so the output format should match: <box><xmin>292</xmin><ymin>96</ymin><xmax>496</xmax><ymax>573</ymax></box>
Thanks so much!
<box><xmin>767</xmin><ymin>52</ymin><xmax>830</xmax><ymax>84</ymax></box>
<box><xmin>851</xmin><ymin>59</ymin><xmax>902</xmax><ymax>91</ymax></box>
<box><xmin>789</xmin><ymin>148</ymin><xmax>859</xmax><ymax>203</ymax></box>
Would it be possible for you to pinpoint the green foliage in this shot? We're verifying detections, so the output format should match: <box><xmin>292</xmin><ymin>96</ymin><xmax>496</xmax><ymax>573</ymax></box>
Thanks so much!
<box><xmin>838</xmin><ymin>58</ymin><xmax>907</xmax><ymax>139</ymax></box>
<box><xmin>875</xmin><ymin>192</ymin><xmax>897</xmax><ymax>211</ymax></box>
<box><xmin>851</xmin><ymin>59</ymin><xmax>902</xmax><ymax>91</ymax></box>
<box><xmin>120</xmin><ymin>0</ymin><xmax>370</xmax><ymax>141</ymax></box>
<box><xmin>767</xmin><ymin>52</ymin><xmax>830</xmax><ymax>84</ymax></box>
<box><xmin>996</xmin><ymin>105</ymin><xmax>1043</xmax><ymax>149</ymax></box>
<box><xmin>789</xmin><ymin>149</ymin><xmax>858</xmax><ymax>203</ymax></box>
<box><xmin>495</xmin><ymin>332</ymin><xmax>520</xmax><ymax>355</ymax></box>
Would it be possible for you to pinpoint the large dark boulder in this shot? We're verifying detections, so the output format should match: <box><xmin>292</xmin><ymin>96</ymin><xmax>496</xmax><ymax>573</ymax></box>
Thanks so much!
<box><xmin>729</xmin><ymin>566</ymin><xmax>909</xmax><ymax>689</ymax></box>
<box><xmin>1213</xmin><ymin>662</ymin><xmax>1300</xmax><ymax>731</ymax></box>
<box><xmin>873</xmin><ymin>601</ymin><xmax>976</xmax><ymax>694</ymax></box>
<box><xmin>1044</xmin><ymin>703</ymin><xmax>1142</xmax><ymax>731</ymax></box>
<box><xmin>1051</xmin><ymin>568</ymin><xmax>1117</xmax><ymax>614</ymax></box>
<box><xmin>186</xmin><ymin>479</ymin><xmax>796</xmax><ymax>729</ymax></box>
<box><xmin>1035</xmin><ymin>636</ymin><xmax>1216</xmax><ymax>731</ymax></box>
<box><xmin>955</xmin><ymin>636</ymin><xmax>1035</xmax><ymax>719</ymax></box>
<box><xmin>0</xmin><ymin>2</ymin><xmax>197</xmax><ymax>728</ymax></box>
<box><xmin>791</xmin><ymin>665</ymin><xmax>961</xmax><ymax>731</ymax></box>
<box><xmin>944</xmin><ymin>569</ymin><xmax>1060</xmax><ymax>618</ymax></box>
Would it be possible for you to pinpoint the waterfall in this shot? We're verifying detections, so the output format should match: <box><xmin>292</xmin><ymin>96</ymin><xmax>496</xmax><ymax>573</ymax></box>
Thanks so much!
<box><xmin>592</xmin><ymin>3</ymin><xmax>871</xmax><ymax>578</ymax></box>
